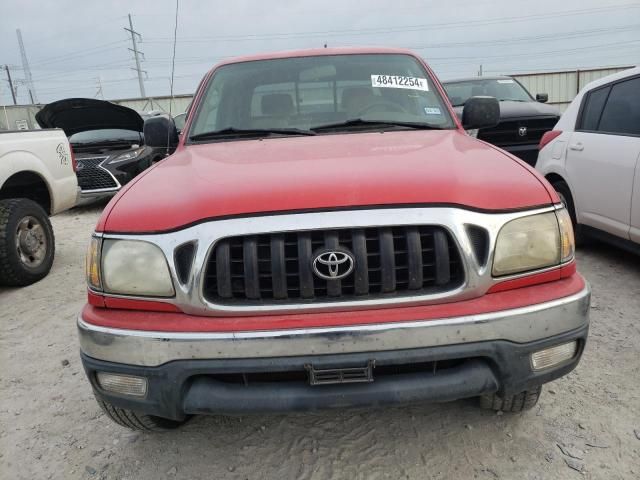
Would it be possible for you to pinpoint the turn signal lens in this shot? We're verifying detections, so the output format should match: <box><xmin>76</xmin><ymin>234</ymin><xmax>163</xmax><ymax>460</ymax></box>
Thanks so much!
<box><xmin>531</xmin><ymin>341</ymin><xmax>577</xmax><ymax>370</ymax></box>
<box><xmin>96</xmin><ymin>372</ymin><xmax>148</xmax><ymax>397</ymax></box>
<box><xmin>556</xmin><ymin>208</ymin><xmax>575</xmax><ymax>263</ymax></box>
<box><xmin>86</xmin><ymin>236</ymin><xmax>102</xmax><ymax>290</ymax></box>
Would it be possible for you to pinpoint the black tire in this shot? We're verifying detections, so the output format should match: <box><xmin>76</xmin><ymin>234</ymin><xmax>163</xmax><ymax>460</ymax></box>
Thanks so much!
<box><xmin>0</xmin><ymin>198</ymin><xmax>55</xmax><ymax>287</ymax></box>
<box><xmin>96</xmin><ymin>398</ymin><xmax>186</xmax><ymax>432</ymax></box>
<box><xmin>551</xmin><ymin>180</ymin><xmax>586</xmax><ymax>246</ymax></box>
<box><xmin>479</xmin><ymin>385</ymin><xmax>542</xmax><ymax>412</ymax></box>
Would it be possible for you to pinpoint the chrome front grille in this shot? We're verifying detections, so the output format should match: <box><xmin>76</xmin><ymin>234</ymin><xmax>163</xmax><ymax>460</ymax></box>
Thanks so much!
<box><xmin>202</xmin><ymin>226</ymin><xmax>464</xmax><ymax>304</ymax></box>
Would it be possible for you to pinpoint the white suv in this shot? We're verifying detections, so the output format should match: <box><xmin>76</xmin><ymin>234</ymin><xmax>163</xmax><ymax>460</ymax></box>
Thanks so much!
<box><xmin>536</xmin><ymin>67</ymin><xmax>640</xmax><ymax>252</ymax></box>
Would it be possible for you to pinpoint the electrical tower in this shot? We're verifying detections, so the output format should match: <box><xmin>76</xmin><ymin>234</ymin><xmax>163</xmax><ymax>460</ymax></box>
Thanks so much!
<box><xmin>16</xmin><ymin>29</ymin><xmax>37</xmax><ymax>104</ymax></box>
<box><xmin>125</xmin><ymin>14</ymin><xmax>147</xmax><ymax>98</ymax></box>
<box><xmin>3</xmin><ymin>65</ymin><xmax>17</xmax><ymax>105</ymax></box>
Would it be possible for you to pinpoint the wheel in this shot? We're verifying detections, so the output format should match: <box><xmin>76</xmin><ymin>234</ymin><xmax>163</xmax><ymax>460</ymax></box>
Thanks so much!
<box><xmin>96</xmin><ymin>397</ymin><xmax>186</xmax><ymax>432</ymax></box>
<box><xmin>0</xmin><ymin>198</ymin><xmax>55</xmax><ymax>287</ymax></box>
<box><xmin>479</xmin><ymin>385</ymin><xmax>542</xmax><ymax>412</ymax></box>
<box><xmin>550</xmin><ymin>180</ymin><xmax>585</xmax><ymax>246</ymax></box>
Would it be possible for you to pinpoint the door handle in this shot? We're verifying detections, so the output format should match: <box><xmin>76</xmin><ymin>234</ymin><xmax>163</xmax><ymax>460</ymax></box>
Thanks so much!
<box><xmin>569</xmin><ymin>143</ymin><xmax>584</xmax><ymax>151</ymax></box>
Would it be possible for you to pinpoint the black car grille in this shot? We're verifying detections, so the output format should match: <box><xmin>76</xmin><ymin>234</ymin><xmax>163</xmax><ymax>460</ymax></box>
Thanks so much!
<box><xmin>203</xmin><ymin>226</ymin><xmax>464</xmax><ymax>304</ymax></box>
<box><xmin>478</xmin><ymin>116</ymin><xmax>559</xmax><ymax>147</ymax></box>
<box><xmin>76</xmin><ymin>157</ymin><xmax>118</xmax><ymax>191</ymax></box>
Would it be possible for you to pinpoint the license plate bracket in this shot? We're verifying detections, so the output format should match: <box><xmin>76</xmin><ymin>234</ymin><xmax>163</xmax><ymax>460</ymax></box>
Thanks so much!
<box><xmin>305</xmin><ymin>360</ymin><xmax>375</xmax><ymax>386</ymax></box>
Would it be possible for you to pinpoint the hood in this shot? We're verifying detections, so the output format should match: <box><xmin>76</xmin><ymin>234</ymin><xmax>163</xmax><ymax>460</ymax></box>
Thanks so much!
<box><xmin>98</xmin><ymin>130</ymin><xmax>555</xmax><ymax>233</ymax></box>
<box><xmin>453</xmin><ymin>100</ymin><xmax>559</xmax><ymax>120</ymax></box>
<box><xmin>35</xmin><ymin>98</ymin><xmax>143</xmax><ymax>136</ymax></box>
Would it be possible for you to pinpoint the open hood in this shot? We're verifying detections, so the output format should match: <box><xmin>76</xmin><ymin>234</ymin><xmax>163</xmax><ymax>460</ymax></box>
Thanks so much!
<box><xmin>35</xmin><ymin>98</ymin><xmax>144</xmax><ymax>136</ymax></box>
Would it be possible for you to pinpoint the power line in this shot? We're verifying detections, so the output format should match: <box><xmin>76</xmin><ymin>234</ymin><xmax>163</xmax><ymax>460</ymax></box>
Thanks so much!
<box><xmin>144</xmin><ymin>3</ymin><xmax>640</xmax><ymax>43</ymax></box>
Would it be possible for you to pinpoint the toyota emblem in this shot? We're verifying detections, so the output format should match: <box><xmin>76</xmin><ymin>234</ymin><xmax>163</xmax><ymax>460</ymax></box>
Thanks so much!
<box><xmin>518</xmin><ymin>126</ymin><xmax>527</xmax><ymax>137</ymax></box>
<box><xmin>312</xmin><ymin>249</ymin><xmax>355</xmax><ymax>280</ymax></box>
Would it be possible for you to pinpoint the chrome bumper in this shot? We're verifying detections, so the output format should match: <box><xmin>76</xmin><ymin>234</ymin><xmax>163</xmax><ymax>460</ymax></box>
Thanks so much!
<box><xmin>78</xmin><ymin>284</ymin><xmax>590</xmax><ymax>367</ymax></box>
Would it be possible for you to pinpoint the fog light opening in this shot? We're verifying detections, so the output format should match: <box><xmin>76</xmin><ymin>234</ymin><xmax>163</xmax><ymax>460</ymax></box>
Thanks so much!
<box><xmin>96</xmin><ymin>372</ymin><xmax>148</xmax><ymax>397</ymax></box>
<box><xmin>530</xmin><ymin>341</ymin><xmax>578</xmax><ymax>371</ymax></box>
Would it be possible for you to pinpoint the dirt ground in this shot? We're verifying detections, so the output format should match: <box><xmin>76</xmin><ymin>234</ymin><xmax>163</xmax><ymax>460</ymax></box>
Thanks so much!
<box><xmin>1</xmin><ymin>204</ymin><xmax>639</xmax><ymax>480</ymax></box>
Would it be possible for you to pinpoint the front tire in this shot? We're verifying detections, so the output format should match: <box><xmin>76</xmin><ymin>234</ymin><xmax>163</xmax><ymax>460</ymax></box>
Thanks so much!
<box><xmin>479</xmin><ymin>385</ymin><xmax>542</xmax><ymax>412</ymax></box>
<box><xmin>96</xmin><ymin>398</ymin><xmax>186</xmax><ymax>432</ymax></box>
<box><xmin>0</xmin><ymin>199</ymin><xmax>55</xmax><ymax>287</ymax></box>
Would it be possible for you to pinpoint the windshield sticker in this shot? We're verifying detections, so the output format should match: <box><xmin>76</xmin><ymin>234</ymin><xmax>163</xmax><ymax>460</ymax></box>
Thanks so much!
<box><xmin>497</xmin><ymin>79</ymin><xmax>515</xmax><ymax>84</ymax></box>
<box><xmin>424</xmin><ymin>107</ymin><xmax>441</xmax><ymax>115</ymax></box>
<box><xmin>371</xmin><ymin>75</ymin><xmax>429</xmax><ymax>91</ymax></box>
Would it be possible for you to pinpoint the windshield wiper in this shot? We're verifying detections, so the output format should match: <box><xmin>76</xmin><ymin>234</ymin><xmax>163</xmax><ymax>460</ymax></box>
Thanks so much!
<box><xmin>311</xmin><ymin>118</ymin><xmax>444</xmax><ymax>132</ymax></box>
<box><xmin>190</xmin><ymin>127</ymin><xmax>315</xmax><ymax>141</ymax></box>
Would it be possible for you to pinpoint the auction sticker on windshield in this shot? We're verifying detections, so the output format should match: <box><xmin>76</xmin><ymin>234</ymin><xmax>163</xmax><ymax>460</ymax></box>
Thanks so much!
<box><xmin>371</xmin><ymin>75</ymin><xmax>429</xmax><ymax>91</ymax></box>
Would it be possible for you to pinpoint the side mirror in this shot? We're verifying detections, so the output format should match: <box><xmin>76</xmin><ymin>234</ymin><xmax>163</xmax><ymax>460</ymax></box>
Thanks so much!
<box><xmin>143</xmin><ymin>115</ymin><xmax>179</xmax><ymax>153</ymax></box>
<box><xmin>461</xmin><ymin>96</ymin><xmax>500</xmax><ymax>130</ymax></box>
<box><xmin>536</xmin><ymin>93</ymin><xmax>548</xmax><ymax>103</ymax></box>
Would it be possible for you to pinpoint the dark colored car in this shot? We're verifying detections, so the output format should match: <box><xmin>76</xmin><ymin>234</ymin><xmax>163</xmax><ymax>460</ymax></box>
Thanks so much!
<box><xmin>443</xmin><ymin>77</ymin><xmax>560</xmax><ymax>166</ymax></box>
<box><xmin>36</xmin><ymin>98</ymin><xmax>167</xmax><ymax>204</ymax></box>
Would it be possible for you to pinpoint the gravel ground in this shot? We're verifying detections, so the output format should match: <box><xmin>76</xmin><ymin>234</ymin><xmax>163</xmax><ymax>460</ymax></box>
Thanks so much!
<box><xmin>1</xmin><ymin>205</ymin><xmax>639</xmax><ymax>480</ymax></box>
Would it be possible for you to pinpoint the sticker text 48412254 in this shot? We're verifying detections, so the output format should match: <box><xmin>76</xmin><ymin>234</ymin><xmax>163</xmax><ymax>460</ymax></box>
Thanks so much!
<box><xmin>371</xmin><ymin>75</ymin><xmax>429</xmax><ymax>91</ymax></box>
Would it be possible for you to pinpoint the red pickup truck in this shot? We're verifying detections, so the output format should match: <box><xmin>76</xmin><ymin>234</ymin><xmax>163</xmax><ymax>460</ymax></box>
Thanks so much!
<box><xmin>79</xmin><ymin>48</ymin><xmax>589</xmax><ymax>431</ymax></box>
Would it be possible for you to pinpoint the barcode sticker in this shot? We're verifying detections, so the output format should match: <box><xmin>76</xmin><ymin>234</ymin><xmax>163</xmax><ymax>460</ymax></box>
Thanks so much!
<box><xmin>371</xmin><ymin>75</ymin><xmax>429</xmax><ymax>91</ymax></box>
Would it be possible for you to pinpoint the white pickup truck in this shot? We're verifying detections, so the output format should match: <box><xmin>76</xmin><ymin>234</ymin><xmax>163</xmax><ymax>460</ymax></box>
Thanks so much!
<box><xmin>0</xmin><ymin>129</ymin><xmax>78</xmax><ymax>286</ymax></box>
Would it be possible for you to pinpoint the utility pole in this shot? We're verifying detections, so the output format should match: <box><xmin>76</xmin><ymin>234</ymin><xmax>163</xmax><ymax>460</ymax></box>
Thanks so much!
<box><xmin>478</xmin><ymin>64</ymin><xmax>483</xmax><ymax>77</ymax></box>
<box><xmin>125</xmin><ymin>14</ymin><xmax>146</xmax><ymax>98</ymax></box>
<box><xmin>94</xmin><ymin>76</ymin><xmax>104</xmax><ymax>99</ymax></box>
<box><xmin>4</xmin><ymin>66</ymin><xmax>17</xmax><ymax>105</ymax></box>
<box><xmin>16</xmin><ymin>29</ymin><xmax>37</xmax><ymax>104</ymax></box>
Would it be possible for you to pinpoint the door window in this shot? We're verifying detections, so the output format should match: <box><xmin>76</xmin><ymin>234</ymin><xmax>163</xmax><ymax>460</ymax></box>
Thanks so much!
<box><xmin>598</xmin><ymin>77</ymin><xmax>640</xmax><ymax>136</ymax></box>
<box><xmin>578</xmin><ymin>86</ymin><xmax>609</xmax><ymax>131</ymax></box>
<box><xmin>577</xmin><ymin>76</ymin><xmax>640</xmax><ymax>136</ymax></box>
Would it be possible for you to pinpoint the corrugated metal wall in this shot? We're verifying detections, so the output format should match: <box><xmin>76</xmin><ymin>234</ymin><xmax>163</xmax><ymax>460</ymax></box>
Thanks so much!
<box><xmin>0</xmin><ymin>96</ymin><xmax>193</xmax><ymax>131</ymax></box>
<box><xmin>512</xmin><ymin>66</ymin><xmax>634</xmax><ymax>112</ymax></box>
<box><xmin>111</xmin><ymin>95</ymin><xmax>193</xmax><ymax>115</ymax></box>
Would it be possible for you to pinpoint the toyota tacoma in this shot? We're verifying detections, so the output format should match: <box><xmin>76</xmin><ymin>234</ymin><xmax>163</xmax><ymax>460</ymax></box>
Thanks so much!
<box><xmin>78</xmin><ymin>48</ymin><xmax>589</xmax><ymax>431</ymax></box>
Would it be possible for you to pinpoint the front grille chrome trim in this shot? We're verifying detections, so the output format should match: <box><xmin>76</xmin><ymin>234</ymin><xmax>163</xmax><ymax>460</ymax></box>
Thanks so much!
<box><xmin>96</xmin><ymin>205</ymin><xmax>563</xmax><ymax>317</ymax></box>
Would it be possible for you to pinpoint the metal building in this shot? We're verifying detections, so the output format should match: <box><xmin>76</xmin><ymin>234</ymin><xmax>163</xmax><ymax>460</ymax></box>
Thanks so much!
<box><xmin>511</xmin><ymin>66</ymin><xmax>635</xmax><ymax>112</ymax></box>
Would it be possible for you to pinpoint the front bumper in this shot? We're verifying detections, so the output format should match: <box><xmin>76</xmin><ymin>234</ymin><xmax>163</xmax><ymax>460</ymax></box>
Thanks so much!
<box><xmin>79</xmin><ymin>283</ymin><xmax>590</xmax><ymax>418</ymax></box>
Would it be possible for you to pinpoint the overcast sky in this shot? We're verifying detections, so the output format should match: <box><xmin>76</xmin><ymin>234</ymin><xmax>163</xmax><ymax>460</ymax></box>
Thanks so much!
<box><xmin>0</xmin><ymin>0</ymin><xmax>638</xmax><ymax>105</ymax></box>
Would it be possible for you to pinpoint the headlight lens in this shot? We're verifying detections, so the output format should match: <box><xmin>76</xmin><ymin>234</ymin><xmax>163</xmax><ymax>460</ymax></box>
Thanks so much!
<box><xmin>493</xmin><ymin>210</ymin><xmax>569</xmax><ymax>276</ymax></box>
<box><xmin>101</xmin><ymin>239</ymin><xmax>174</xmax><ymax>297</ymax></box>
<box><xmin>108</xmin><ymin>146</ymin><xmax>145</xmax><ymax>164</ymax></box>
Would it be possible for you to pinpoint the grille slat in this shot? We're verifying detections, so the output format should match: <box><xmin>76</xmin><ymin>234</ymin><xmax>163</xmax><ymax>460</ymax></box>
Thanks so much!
<box><xmin>203</xmin><ymin>225</ymin><xmax>463</xmax><ymax>305</ymax></box>
<box><xmin>243</xmin><ymin>237</ymin><xmax>260</xmax><ymax>299</ymax></box>
<box><xmin>352</xmin><ymin>229</ymin><xmax>369</xmax><ymax>295</ymax></box>
<box><xmin>270</xmin><ymin>234</ymin><xmax>287</xmax><ymax>299</ymax></box>
<box><xmin>379</xmin><ymin>228</ymin><xmax>396</xmax><ymax>293</ymax></box>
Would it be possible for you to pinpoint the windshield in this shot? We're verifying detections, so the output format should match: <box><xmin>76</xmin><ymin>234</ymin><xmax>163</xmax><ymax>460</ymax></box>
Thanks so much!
<box><xmin>69</xmin><ymin>129</ymin><xmax>141</xmax><ymax>145</ymax></box>
<box><xmin>189</xmin><ymin>54</ymin><xmax>454</xmax><ymax>139</ymax></box>
<box><xmin>443</xmin><ymin>78</ymin><xmax>532</xmax><ymax>106</ymax></box>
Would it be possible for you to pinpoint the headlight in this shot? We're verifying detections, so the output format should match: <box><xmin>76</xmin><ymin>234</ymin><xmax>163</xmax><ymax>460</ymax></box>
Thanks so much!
<box><xmin>108</xmin><ymin>147</ymin><xmax>146</xmax><ymax>164</ymax></box>
<box><xmin>91</xmin><ymin>239</ymin><xmax>174</xmax><ymax>297</ymax></box>
<box><xmin>492</xmin><ymin>209</ymin><xmax>574</xmax><ymax>276</ymax></box>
